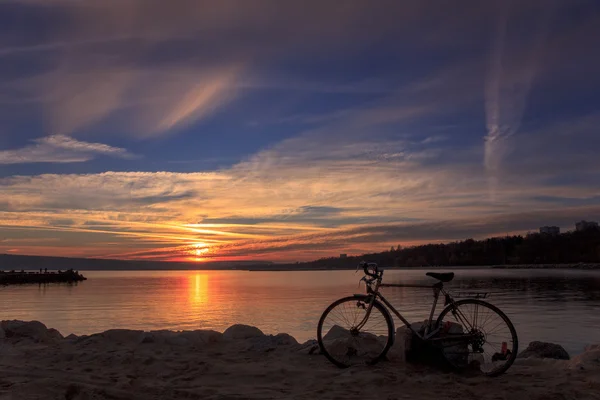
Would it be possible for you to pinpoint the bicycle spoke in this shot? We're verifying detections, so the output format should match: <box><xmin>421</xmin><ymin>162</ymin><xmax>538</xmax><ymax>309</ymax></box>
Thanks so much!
<box><xmin>436</xmin><ymin>300</ymin><xmax>517</xmax><ymax>376</ymax></box>
<box><xmin>319</xmin><ymin>297</ymin><xmax>392</xmax><ymax>368</ymax></box>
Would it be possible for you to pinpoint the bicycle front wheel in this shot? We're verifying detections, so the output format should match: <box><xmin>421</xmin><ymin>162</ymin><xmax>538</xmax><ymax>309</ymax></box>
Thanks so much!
<box><xmin>435</xmin><ymin>299</ymin><xmax>518</xmax><ymax>377</ymax></box>
<box><xmin>317</xmin><ymin>295</ymin><xmax>394</xmax><ymax>368</ymax></box>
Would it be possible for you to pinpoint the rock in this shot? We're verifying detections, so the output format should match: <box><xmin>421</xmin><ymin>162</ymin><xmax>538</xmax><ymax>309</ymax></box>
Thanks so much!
<box><xmin>396</xmin><ymin>320</ymin><xmax>466</xmax><ymax>368</ymax></box>
<box><xmin>47</xmin><ymin>328</ymin><xmax>64</xmax><ymax>341</ymax></box>
<box><xmin>272</xmin><ymin>333</ymin><xmax>298</xmax><ymax>346</ymax></box>
<box><xmin>387</xmin><ymin>326</ymin><xmax>412</xmax><ymax>362</ymax></box>
<box><xmin>167</xmin><ymin>335</ymin><xmax>191</xmax><ymax>346</ymax></box>
<box><xmin>567</xmin><ymin>344</ymin><xmax>600</xmax><ymax>370</ymax></box>
<box><xmin>223</xmin><ymin>324</ymin><xmax>264</xmax><ymax>340</ymax></box>
<box><xmin>141</xmin><ymin>334</ymin><xmax>155</xmax><ymax>344</ymax></box>
<box><xmin>143</xmin><ymin>329</ymin><xmax>223</xmax><ymax>347</ymax></box>
<box><xmin>322</xmin><ymin>325</ymin><xmax>352</xmax><ymax>342</ymax></box>
<box><xmin>180</xmin><ymin>330</ymin><xmax>223</xmax><ymax>345</ymax></box>
<box><xmin>409</xmin><ymin>320</ymin><xmax>429</xmax><ymax>335</ymax></box>
<box><xmin>297</xmin><ymin>339</ymin><xmax>319</xmax><ymax>355</ymax></box>
<box><xmin>322</xmin><ymin>330</ymin><xmax>385</xmax><ymax>360</ymax></box>
<box><xmin>436</xmin><ymin>321</ymin><xmax>468</xmax><ymax>366</ymax></box>
<box><xmin>65</xmin><ymin>334</ymin><xmax>78</xmax><ymax>341</ymax></box>
<box><xmin>518</xmin><ymin>341</ymin><xmax>570</xmax><ymax>360</ymax></box>
<box><xmin>585</xmin><ymin>344</ymin><xmax>600</xmax><ymax>352</ymax></box>
<box><xmin>143</xmin><ymin>330</ymin><xmax>188</xmax><ymax>346</ymax></box>
<box><xmin>0</xmin><ymin>327</ymin><xmax>5</xmax><ymax>340</ymax></box>
<box><xmin>100</xmin><ymin>329</ymin><xmax>145</xmax><ymax>344</ymax></box>
<box><xmin>0</xmin><ymin>320</ymin><xmax>63</xmax><ymax>343</ymax></box>
<box><xmin>240</xmin><ymin>333</ymin><xmax>299</xmax><ymax>352</ymax></box>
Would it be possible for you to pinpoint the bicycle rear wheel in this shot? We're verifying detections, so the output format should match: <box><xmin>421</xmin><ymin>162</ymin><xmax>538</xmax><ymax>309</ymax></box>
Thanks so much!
<box><xmin>317</xmin><ymin>295</ymin><xmax>394</xmax><ymax>368</ymax></box>
<box><xmin>435</xmin><ymin>299</ymin><xmax>518</xmax><ymax>377</ymax></box>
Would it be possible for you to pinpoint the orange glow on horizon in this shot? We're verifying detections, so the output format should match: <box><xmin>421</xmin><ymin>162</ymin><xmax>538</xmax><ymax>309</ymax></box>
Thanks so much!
<box><xmin>189</xmin><ymin>243</ymin><xmax>210</xmax><ymax>262</ymax></box>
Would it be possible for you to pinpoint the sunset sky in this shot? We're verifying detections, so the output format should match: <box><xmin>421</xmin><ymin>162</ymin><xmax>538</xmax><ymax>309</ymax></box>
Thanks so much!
<box><xmin>1</xmin><ymin>1</ymin><xmax>599</xmax><ymax>262</ymax></box>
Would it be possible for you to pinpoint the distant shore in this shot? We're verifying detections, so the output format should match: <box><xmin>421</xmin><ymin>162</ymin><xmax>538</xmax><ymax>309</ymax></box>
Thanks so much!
<box><xmin>0</xmin><ymin>269</ymin><xmax>87</xmax><ymax>285</ymax></box>
<box><xmin>490</xmin><ymin>263</ymin><xmax>600</xmax><ymax>270</ymax></box>
<box><xmin>250</xmin><ymin>263</ymin><xmax>600</xmax><ymax>271</ymax></box>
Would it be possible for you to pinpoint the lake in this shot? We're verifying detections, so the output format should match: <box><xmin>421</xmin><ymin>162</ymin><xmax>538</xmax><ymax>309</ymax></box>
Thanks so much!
<box><xmin>1</xmin><ymin>268</ymin><xmax>599</xmax><ymax>355</ymax></box>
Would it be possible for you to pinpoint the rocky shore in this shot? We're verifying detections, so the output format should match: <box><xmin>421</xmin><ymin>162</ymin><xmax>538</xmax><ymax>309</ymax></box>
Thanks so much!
<box><xmin>1</xmin><ymin>320</ymin><xmax>599</xmax><ymax>399</ymax></box>
<box><xmin>0</xmin><ymin>269</ymin><xmax>86</xmax><ymax>285</ymax></box>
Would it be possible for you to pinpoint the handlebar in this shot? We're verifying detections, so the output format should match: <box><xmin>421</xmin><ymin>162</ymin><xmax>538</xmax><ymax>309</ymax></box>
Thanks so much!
<box><xmin>358</xmin><ymin>261</ymin><xmax>383</xmax><ymax>279</ymax></box>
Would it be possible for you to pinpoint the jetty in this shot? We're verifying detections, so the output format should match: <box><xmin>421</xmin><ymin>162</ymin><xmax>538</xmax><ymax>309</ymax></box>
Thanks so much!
<box><xmin>0</xmin><ymin>269</ymin><xmax>86</xmax><ymax>285</ymax></box>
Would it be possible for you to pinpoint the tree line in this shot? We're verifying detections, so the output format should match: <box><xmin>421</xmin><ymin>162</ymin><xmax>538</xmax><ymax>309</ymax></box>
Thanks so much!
<box><xmin>278</xmin><ymin>228</ymin><xmax>600</xmax><ymax>269</ymax></box>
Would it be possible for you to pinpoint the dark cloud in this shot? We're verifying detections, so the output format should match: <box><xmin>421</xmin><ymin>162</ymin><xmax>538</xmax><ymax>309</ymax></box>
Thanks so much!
<box><xmin>48</xmin><ymin>218</ymin><xmax>75</xmax><ymax>227</ymax></box>
<box><xmin>201</xmin><ymin>205</ymin><xmax>420</xmax><ymax>228</ymax></box>
<box><xmin>211</xmin><ymin>205</ymin><xmax>600</xmax><ymax>257</ymax></box>
<box><xmin>134</xmin><ymin>191</ymin><xmax>198</xmax><ymax>205</ymax></box>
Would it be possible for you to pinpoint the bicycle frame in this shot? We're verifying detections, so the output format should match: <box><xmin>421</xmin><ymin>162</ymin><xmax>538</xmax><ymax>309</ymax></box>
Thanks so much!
<box><xmin>356</xmin><ymin>279</ymin><xmax>469</xmax><ymax>342</ymax></box>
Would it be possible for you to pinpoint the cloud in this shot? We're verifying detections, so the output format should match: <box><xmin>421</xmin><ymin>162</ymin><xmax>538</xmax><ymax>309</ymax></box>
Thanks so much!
<box><xmin>0</xmin><ymin>0</ymin><xmax>544</xmax><ymax>141</ymax></box>
<box><xmin>1</xmin><ymin>0</ymin><xmax>599</xmax><ymax>261</ymax></box>
<box><xmin>484</xmin><ymin>2</ymin><xmax>556</xmax><ymax>196</ymax></box>
<box><xmin>16</xmin><ymin>63</ymin><xmax>244</xmax><ymax>138</ymax></box>
<box><xmin>2</xmin><ymin>107</ymin><xmax>599</xmax><ymax>261</ymax></box>
<box><xmin>0</xmin><ymin>0</ymin><xmax>429</xmax><ymax>139</ymax></box>
<box><xmin>145</xmin><ymin>66</ymin><xmax>242</xmax><ymax>136</ymax></box>
<box><xmin>0</xmin><ymin>135</ymin><xmax>136</xmax><ymax>164</ymax></box>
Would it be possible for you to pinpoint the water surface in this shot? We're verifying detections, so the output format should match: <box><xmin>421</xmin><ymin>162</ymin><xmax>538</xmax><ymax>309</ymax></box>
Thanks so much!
<box><xmin>1</xmin><ymin>268</ymin><xmax>599</xmax><ymax>355</ymax></box>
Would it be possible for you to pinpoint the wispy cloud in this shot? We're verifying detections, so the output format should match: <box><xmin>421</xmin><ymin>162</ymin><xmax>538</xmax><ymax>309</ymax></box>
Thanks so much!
<box><xmin>484</xmin><ymin>2</ymin><xmax>556</xmax><ymax>197</ymax></box>
<box><xmin>147</xmin><ymin>66</ymin><xmax>242</xmax><ymax>136</ymax></box>
<box><xmin>17</xmin><ymin>64</ymin><xmax>244</xmax><ymax>138</ymax></box>
<box><xmin>2</xmin><ymin>109</ymin><xmax>599</xmax><ymax>260</ymax></box>
<box><xmin>1</xmin><ymin>0</ymin><xmax>599</xmax><ymax>261</ymax></box>
<box><xmin>0</xmin><ymin>135</ymin><xmax>136</xmax><ymax>164</ymax></box>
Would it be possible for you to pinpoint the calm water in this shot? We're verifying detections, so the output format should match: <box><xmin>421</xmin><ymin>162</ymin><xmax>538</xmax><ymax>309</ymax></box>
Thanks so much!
<box><xmin>1</xmin><ymin>269</ymin><xmax>599</xmax><ymax>355</ymax></box>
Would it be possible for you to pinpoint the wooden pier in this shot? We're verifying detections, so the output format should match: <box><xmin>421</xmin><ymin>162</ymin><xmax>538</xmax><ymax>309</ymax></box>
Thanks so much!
<box><xmin>0</xmin><ymin>269</ymin><xmax>86</xmax><ymax>285</ymax></box>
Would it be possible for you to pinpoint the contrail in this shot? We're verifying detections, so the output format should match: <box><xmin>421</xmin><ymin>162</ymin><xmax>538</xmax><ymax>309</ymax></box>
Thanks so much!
<box><xmin>484</xmin><ymin>2</ymin><xmax>555</xmax><ymax>199</ymax></box>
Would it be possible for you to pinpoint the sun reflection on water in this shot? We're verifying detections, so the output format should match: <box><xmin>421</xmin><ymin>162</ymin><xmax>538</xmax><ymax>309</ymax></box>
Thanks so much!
<box><xmin>190</xmin><ymin>273</ymin><xmax>209</xmax><ymax>305</ymax></box>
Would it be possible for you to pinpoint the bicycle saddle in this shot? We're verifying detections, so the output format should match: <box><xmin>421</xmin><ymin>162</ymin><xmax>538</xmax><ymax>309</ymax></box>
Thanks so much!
<box><xmin>425</xmin><ymin>272</ymin><xmax>454</xmax><ymax>282</ymax></box>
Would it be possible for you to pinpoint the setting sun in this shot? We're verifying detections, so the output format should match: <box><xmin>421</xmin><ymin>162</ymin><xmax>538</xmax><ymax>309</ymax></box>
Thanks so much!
<box><xmin>191</xmin><ymin>243</ymin><xmax>210</xmax><ymax>260</ymax></box>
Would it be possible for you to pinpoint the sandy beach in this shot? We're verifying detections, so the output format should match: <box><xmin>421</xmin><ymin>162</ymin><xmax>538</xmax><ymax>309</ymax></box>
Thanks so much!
<box><xmin>1</xmin><ymin>321</ymin><xmax>599</xmax><ymax>400</ymax></box>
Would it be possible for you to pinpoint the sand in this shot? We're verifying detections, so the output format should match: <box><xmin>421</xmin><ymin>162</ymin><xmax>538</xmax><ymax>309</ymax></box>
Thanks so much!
<box><xmin>1</xmin><ymin>321</ymin><xmax>599</xmax><ymax>400</ymax></box>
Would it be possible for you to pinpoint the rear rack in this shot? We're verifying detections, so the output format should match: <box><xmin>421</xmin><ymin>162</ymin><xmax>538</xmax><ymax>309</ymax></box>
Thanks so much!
<box><xmin>455</xmin><ymin>292</ymin><xmax>489</xmax><ymax>299</ymax></box>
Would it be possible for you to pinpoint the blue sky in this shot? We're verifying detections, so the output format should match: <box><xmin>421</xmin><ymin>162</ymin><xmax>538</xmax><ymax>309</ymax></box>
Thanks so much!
<box><xmin>1</xmin><ymin>0</ymin><xmax>599</xmax><ymax>261</ymax></box>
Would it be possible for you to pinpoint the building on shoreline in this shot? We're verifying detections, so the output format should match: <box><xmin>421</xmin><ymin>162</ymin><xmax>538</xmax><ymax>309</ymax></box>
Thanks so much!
<box><xmin>576</xmin><ymin>220</ymin><xmax>599</xmax><ymax>231</ymax></box>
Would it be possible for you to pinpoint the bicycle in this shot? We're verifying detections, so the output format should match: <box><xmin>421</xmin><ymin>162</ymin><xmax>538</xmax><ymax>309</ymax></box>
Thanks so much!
<box><xmin>317</xmin><ymin>261</ymin><xmax>518</xmax><ymax>377</ymax></box>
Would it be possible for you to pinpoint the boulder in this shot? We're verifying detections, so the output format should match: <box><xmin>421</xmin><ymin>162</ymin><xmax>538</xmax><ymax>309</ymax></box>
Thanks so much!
<box><xmin>180</xmin><ymin>330</ymin><xmax>223</xmax><ymax>345</ymax></box>
<box><xmin>47</xmin><ymin>328</ymin><xmax>64</xmax><ymax>341</ymax></box>
<box><xmin>243</xmin><ymin>333</ymin><xmax>299</xmax><ymax>352</ymax></box>
<box><xmin>409</xmin><ymin>320</ymin><xmax>429</xmax><ymax>335</ymax></box>
<box><xmin>0</xmin><ymin>320</ymin><xmax>63</xmax><ymax>343</ymax></box>
<box><xmin>518</xmin><ymin>341</ymin><xmax>570</xmax><ymax>360</ymax></box>
<box><xmin>142</xmin><ymin>330</ymin><xmax>171</xmax><ymax>344</ymax></box>
<box><xmin>272</xmin><ymin>333</ymin><xmax>298</xmax><ymax>346</ymax></box>
<box><xmin>585</xmin><ymin>344</ymin><xmax>600</xmax><ymax>352</ymax></box>
<box><xmin>387</xmin><ymin>326</ymin><xmax>412</xmax><ymax>362</ymax></box>
<box><xmin>141</xmin><ymin>329</ymin><xmax>222</xmax><ymax>347</ymax></box>
<box><xmin>567</xmin><ymin>344</ymin><xmax>600</xmax><ymax>370</ymax></box>
<box><xmin>297</xmin><ymin>339</ymin><xmax>319</xmax><ymax>355</ymax></box>
<box><xmin>321</xmin><ymin>326</ymin><xmax>386</xmax><ymax>360</ymax></box>
<box><xmin>322</xmin><ymin>325</ymin><xmax>352</xmax><ymax>342</ymax></box>
<box><xmin>223</xmin><ymin>324</ymin><xmax>264</xmax><ymax>340</ymax></box>
<box><xmin>99</xmin><ymin>329</ymin><xmax>145</xmax><ymax>344</ymax></box>
<box><xmin>324</xmin><ymin>335</ymin><xmax>383</xmax><ymax>360</ymax></box>
<box><xmin>395</xmin><ymin>320</ymin><xmax>467</xmax><ymax>368</ymax></box>
<box><xmin>435</xmin><ymin>321</ymin><xmax>468</xmax><ymax>366</ymax></box>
